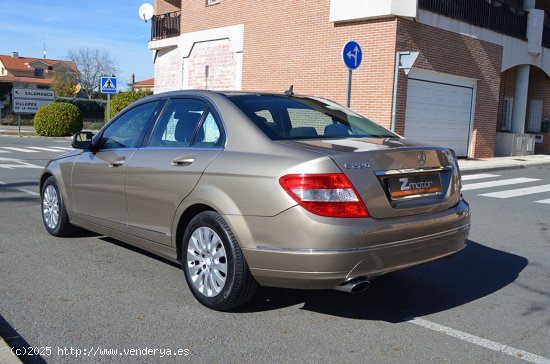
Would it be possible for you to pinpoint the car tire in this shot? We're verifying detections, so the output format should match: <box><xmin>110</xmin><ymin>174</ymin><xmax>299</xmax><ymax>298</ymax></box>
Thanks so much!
<box><xmin>182</xmin><ymin>211</ymin><xmax>257</xmax><ymax>311</ymax></box>
<box><xmin>41</xmin><ymin>176</ymin><xmax>75</xmax><ymax>237</ymax></box>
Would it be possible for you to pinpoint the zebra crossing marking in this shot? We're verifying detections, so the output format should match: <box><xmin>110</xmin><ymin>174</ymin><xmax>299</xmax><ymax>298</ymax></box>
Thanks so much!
<box><xmin>27</xmin><ymin>147</ymin><xmax>70</xmax><ymax>152</ymax></box>
<box><xmin>480</xmin><ymin>184</ymin><xmax>550</xmax><ymax>199</ymax></box>
<box><xmin>535</xmin><ymin>198</ymin><xmax>550</xmax><ymax>204</ymax></box>
<box><xmin>0</xmin><ymin>157</ymin><xmax>43</xmax><ymax>169</ymax></box>
<box><xmin>0</xmin><ymin>147</ymin><xmax>40</xmax><ymax>153</ymax></box>
<box><xmin>461</xmin><ymin>173</ymin><xmax>500</xmax><ymax>181</ymax></box>
<box><xmin>462</xmin><ymin>178</ymin><xmax>540</xmax><ymax>191</ymax></box>
<box><xmin>0</xmin><ymin>146</ymin><xmax>72</xmax><ymax>154</ymax></box>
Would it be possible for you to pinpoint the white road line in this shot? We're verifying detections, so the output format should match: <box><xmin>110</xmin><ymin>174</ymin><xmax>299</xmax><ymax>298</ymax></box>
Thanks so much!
<box><xmin>535</xmin><ymin>198</ymin><xmax>550</xmax><ymax>204</ymax></box>
<box><xmin>0</xmin><ymin>150</ymin><xmax>9</xmax><ymax>153</ymax></box>
<box><xmin>0</xmin><ymin>181</ymin><xmax>40</xmax><ymax>197</ymax></box>
<box><xmin>461</xmin><ymin>173</ymin><xmax>500</xmax><ymax>181</ymax></box>
<box><xmin>462</xmin><ymin>178</ymin><xmax>539</xmax><ymax>191</ymax></box>
<box><xmin>408</xmin><ymin>317</ymin><xmax>550</xmax><ymax>364</ymax></box>
<box><xmin>0</xmin><ymin>147</ymin><xmax>39</xmax><ymax>153</ymax></box>
<box><xmin>27</xmin><ymin>147</ymin><xmax>68</xmax><ymax>152</ymax></box>
<box><xmin>0</xmin><ymin>157</ymin><xmax>43</xmax><ymax>170</ymax></box>
<box><xmin>480</xmin><ymin>184</ymin><xmax>550</xmax><ymax>199</ymax></box>
<box><xmin>50</xmin><ymin>146</ymin><xmax>72</xmax><ymax>150</ymax></box>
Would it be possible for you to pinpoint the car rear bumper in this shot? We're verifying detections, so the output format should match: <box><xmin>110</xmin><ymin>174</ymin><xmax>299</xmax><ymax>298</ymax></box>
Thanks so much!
<box><xmin>227</xmin><ymin>200</ymin><xmax>470</xmax><ymax>289</ymax></box>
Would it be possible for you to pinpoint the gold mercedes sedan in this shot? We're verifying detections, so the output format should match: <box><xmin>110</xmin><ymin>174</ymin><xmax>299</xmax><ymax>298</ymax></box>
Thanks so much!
<box><xmin>40</xmin><ymin>90</ymin><xmax>470</xmax><ymax>310</ymax></box>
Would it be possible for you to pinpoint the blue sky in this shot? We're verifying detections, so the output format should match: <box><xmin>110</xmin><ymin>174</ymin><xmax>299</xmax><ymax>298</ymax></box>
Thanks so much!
<box><xmin>0</xmin><ymin>0</ymin><xmax>154</xmax><ymax>89</ymax></box>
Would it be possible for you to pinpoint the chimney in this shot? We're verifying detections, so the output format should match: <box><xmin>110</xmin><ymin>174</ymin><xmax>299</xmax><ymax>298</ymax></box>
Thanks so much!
<box><xmin>12</xmin><ymin>51</ymin><xmax>19</xmax><ymax>58</ymax></box>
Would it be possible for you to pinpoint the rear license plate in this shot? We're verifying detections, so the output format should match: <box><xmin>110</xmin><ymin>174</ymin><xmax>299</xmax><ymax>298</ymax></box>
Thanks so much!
<box><xmin>388</xmin><ymin>173</ymin><xmax>442</xmax><ymax>200</ymax></box>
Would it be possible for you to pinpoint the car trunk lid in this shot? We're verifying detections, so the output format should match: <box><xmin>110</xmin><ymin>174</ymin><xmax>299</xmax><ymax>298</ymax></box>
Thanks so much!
<box><xmin>277</xmin><ymin>138</ymin><xmax>462</xmax><ymax>219</ymax></box>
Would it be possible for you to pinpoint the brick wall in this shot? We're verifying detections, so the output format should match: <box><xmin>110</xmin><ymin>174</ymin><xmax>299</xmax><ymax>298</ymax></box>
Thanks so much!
<box><xmin>154</xmin><ymin>0</ymin><xmax>180</xmax><ymax>15</ymax></box>
<box><xmin>155</xmin><ymin>0</ymin><xmax>507</xmax><ymax>158</ymax></box>
<box><xmin>395</xmin><ymin>19</ymin><xmax>503</xmax><ymax>158</ymax></box>
<box><xmin>187</xmin><ymin>39</ymin><xmax>237</xmax><ymax>90</ymax></box>
<box><xmin>177</xmin><ymin>0</ymin><xmax>398</xmax><ymax>128</ymax></box>
<box><xmin>154</xmin><ymin>47</ymin><xmax>183</xmax><ymax>92</ymax></box>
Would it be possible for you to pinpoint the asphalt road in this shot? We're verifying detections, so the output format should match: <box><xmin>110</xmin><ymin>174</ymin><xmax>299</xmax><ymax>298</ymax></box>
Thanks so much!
<box><xmin>0</xmin><ymin>135</ymin><xmax>549</xmax><ymax>363</ymax></box>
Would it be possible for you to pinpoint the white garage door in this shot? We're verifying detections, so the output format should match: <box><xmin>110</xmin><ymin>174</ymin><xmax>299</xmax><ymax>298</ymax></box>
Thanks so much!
<box><xmin>404</xmin><ymin>79</ymin><xmax>474</xmax><ymax>157</ymax></box>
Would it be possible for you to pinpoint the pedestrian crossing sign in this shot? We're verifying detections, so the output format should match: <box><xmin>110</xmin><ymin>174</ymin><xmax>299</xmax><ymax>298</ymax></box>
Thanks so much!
<box><xmin>100</xmin><ymin>77</ymin><xmax>117</xmax><ymax>94</ymax></box>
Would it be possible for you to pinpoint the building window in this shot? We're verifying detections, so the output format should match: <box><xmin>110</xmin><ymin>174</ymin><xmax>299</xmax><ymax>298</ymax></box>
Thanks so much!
<box><xmin>34</xmin><ymin>68</ymin><xmax>44</xmax><ymax>77</ymax></box>
<box><xmin>501</xmin><ymin>96</ymin><xmax>513</xmax><ymax>131</ymax></box>
<box><xmin>206</xmin><ymin>0</ymin><xmax>220</xmax><ymax>5</ymax></box>
<box><xmin>527</xmin><ymin>99</ymin><xmax>544</xmax><ymax>133</ymax></box>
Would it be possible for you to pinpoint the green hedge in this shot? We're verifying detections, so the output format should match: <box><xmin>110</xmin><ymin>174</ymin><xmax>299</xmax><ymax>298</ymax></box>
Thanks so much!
<box><xmin>57</xmin><ymin>98</ymin><xmax>106</xmax><ymax>121</ymax></box>
<box><xmin>105</xmin><ymin>91</ymin><xmax>150</xmax><ymax>121</ymax></box>
<box><xmin>34</xmin><ymin>102</ymin><xmax>83</xmax><ymax>137</ymax></box>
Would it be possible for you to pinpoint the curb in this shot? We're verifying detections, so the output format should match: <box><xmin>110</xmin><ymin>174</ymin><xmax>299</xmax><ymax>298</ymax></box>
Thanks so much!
<box><xmin>460</xmin><ymin>160</ymin><xmax>550</xmax><ymax>174</ymax></box>
<box><xmin>0</xmin><ymin>337</ymin><xmax>22</xmax><ymax>364</ymax></box>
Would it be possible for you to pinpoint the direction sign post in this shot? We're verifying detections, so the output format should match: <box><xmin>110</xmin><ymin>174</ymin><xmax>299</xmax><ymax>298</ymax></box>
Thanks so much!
<box><xmin>11</xmin><ymin>88</ymin><xmax>55</xmax><ymax>135</ymax></box>
<box><xmin>101</xmin><ymin>76</ymin><xmax>117</xmax><ymax>122</ymax></box>
<box><xmin>342</xmin><ymin>41</ymin><xmax>363</xmax><ymax>108</ymax></box>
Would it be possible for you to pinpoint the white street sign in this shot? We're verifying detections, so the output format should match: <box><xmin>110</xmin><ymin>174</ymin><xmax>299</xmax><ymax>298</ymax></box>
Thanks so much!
<box><xmin>399</xmin><ymin>51</ymin><xmax>419</xmax><ymax>76</ymax></box>
<box><xmin>12</xmin><ymin>99</ymin><xmax>53</xmax><ymax>114</ymax></box>
<box><xmin>12</xmin><ymin>88</ymin><xmax>55</xmax><ymax>101</ymax></box>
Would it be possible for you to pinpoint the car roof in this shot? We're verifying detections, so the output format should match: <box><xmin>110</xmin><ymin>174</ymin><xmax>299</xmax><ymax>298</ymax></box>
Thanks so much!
<box><xmin>139</xmin><ymin>89</ymin><xmax>309</xmax><ymax>101</ymax></box>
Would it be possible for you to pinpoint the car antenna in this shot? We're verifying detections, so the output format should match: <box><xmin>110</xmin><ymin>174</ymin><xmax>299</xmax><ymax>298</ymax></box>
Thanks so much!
<box><xmin>284</xmin><ymin>85</ymin><xmax>294</xmax><ymax>96</ymax></box>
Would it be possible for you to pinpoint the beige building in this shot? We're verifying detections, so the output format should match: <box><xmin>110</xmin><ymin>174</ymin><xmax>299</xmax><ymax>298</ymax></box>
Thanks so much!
<box><xmin>149</xmin><ymin>0</ymin><xmax>550</xmax><ymax>158</ymax></box>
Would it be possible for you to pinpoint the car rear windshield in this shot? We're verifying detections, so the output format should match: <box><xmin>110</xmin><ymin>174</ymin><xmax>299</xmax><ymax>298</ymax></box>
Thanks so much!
<box><xmin>226</xmin><ymin>94</ymin><xmax>397</xmax><ymax>140</ymax></box>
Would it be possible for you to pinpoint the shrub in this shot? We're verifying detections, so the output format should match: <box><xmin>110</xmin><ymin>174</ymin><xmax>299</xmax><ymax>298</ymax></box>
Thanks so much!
<box><xmin>105</xmin><ymin>91</ymin><xmax>150</xmax><ymax>121</ymax></box>
<box><xmin>34</xmin><ymin>102</ymin><xmax>83</xmax><ymax>137</ymax></box>
<box><xmin>58</xmin><ymin>97</ymin><xmax>106</xmax><ymax>121</ymax></box>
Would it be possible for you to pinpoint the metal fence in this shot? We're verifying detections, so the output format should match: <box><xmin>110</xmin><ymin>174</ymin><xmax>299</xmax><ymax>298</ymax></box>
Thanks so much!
<box><xmin>151</xmin><ymin>11</ymin><xmax>181</xmax><ymax>41</ymax></box>
<box><xmin>419</xmin><ymin>0</ymin><xmax>528</xmax><ymax>39</ymax></box>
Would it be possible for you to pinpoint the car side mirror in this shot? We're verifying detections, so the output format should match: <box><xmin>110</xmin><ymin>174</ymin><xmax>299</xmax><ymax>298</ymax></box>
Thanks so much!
<box><xmin>72</xmin><ymin>131</ymin><xmax>94</xmax><ymax>150</ymax></box>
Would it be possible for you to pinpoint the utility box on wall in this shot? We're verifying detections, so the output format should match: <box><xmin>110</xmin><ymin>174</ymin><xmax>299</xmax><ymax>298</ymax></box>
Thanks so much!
<box><xmin>495</xmin><ymin>133</ymin><xmax>536</xmax><ymax>157</ymax></box>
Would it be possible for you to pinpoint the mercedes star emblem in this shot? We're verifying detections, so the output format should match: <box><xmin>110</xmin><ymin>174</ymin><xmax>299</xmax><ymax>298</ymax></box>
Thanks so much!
<box><xmin>417</xmin><ymin>152</ymin><xmax>427</xmax><ymax>166</ymax></box>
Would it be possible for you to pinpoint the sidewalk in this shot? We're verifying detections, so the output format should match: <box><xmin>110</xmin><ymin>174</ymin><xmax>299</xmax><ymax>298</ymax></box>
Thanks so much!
<box><xmin>0</xmin><ymin>125</ymin><xmax>35</xmax><ymax>134</ymax></box>
<box><xmin>459</xmin><ymin>154</ymin><xmax>550</xmax><ymax>173</ymax></box>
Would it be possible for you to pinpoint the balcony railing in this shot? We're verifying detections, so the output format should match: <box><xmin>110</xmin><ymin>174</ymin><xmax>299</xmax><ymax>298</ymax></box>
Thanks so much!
<box><xmin>419</xmin><ymin>0</ymin><xmax>528</xmax><ymax>39</ymax></box>
<box><xmin>151</xmin><ymin>11</ymin><xmax>181</xmax><ymax>41</ymax></box>
<box><xmin>544</xmin><ymin>23</ymin><xmax>550</xmax><ymax>48</ymax></box>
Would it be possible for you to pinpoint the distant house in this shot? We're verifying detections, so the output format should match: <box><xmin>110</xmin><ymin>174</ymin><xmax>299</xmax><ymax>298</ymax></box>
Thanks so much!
<box><xmin>129</xmin><ymin>74</ymin><xmax>154</xmax><ymax>92</ymax></box>
<box><xmin>0</xmin><ymin>52</ymin><xmax>78</xmax><ymax>89</ymax></box>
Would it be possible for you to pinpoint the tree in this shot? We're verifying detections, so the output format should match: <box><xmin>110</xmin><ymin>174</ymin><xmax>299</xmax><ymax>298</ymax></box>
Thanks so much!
<box><xmin>105</xmin><ymin>91</ymin><xmax>149</xmax><ymax>121</ymax></box>
<box><xmin>52</xmin><ymin>64</ymin><xmax>79</xmax><ymax>97</ymax></box>
<box><xmin>67</xmin><ymin>47</ymin><xmax>119</xmax><ymax>99</ymax></box>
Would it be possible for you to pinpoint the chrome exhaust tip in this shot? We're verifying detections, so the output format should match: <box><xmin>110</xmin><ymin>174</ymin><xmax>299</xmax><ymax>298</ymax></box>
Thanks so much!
<box><xmin>334</xmin><ymin>277</ymin><xmax>371</xmax><ymax>294</ymax></box>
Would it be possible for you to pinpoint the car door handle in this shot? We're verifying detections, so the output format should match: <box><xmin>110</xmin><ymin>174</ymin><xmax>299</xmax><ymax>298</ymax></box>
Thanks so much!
<box><xmin>172</xmin><ymin>156</ymin><xmax>195</xmax><ymax>166</ymax></box>
<box><xmin>109</xmin><ymin>158</ymin><xmax>125</xmax><ymax>167</ymax></box>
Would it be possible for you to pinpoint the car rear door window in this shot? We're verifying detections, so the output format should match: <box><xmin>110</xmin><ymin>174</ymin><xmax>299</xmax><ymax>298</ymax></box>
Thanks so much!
<box><xmin>149</xmin><ymin>99</ymin><xmax>207</xmax><ymax>147</ymax></box>
<box><xmin>194</xmin><ymin>111</ymin><xmax>223</xmax><ymax>147</ymax></box>
<box><xmin>149</xmin><ymin>99</ymin><xmax>224</xmax><ymax>147</ymax></box>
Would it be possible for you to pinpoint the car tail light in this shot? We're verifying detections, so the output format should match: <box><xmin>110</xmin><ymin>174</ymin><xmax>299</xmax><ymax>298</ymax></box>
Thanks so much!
<box><xmin>279</xmin><ymin>174</ymin><xmax>369</xmax><ymax>218</ymax></box>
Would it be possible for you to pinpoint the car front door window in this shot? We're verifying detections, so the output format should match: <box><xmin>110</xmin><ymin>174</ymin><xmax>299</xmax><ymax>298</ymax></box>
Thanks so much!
<box><xmin>100</xmin><ymin>101</ymin><xmax>160</xmax><ymax>150</ymax></box>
